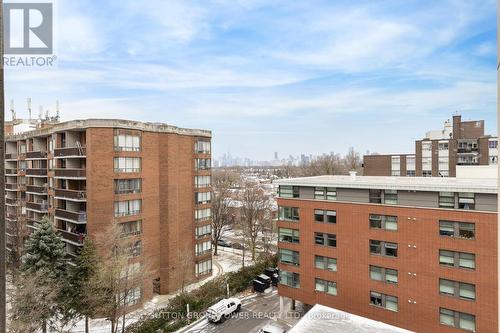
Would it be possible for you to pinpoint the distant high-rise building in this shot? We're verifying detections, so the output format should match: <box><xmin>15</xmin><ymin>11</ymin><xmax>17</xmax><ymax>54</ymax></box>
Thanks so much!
<box><xmin>364</xmin><ymin>114</ymin><xmax>498</xmax><ymax>177</ymax></box>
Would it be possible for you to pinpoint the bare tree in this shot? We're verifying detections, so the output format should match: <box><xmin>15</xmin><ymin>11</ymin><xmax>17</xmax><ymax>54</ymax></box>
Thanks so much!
<box><xmin>94</xmin><ymin>223</ymin><xmax>148</xmax><ymax>333</ymax></box>
<box><xmin>344</xmin><ymin>147</ymin><xmax>363</xmax><ymax>174</ymax></box>
<box><xmin>177</xmin><ymin>250</ymin><xmax>194</xmax><ymax>294</ymax></box>
<box><xmin>212</xmin><ymin>170</ymin><xmax>239</xmax><ymax>256</ymax></box>
<box><xmin>238</xmin><ymin>182</ymin><xmax>273</xmax><ymax>260</ymax></box>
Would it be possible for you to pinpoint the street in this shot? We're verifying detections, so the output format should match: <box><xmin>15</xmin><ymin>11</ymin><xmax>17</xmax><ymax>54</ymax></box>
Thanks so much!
<box><xmin>180</xmin><ymin>289</ymin><xmax>298</xmax><ymax>333</ymax></box>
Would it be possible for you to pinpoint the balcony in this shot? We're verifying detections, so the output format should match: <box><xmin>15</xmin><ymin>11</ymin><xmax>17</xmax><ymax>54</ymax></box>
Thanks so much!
<box><xmin>54</xmin><ymin>169</ymin><xmax>86</xmax><ymax>179</ymax></box>
<box><xmin>5</xmin><ymin>198</ymin><xmax>18</xmax><ymax>206</ymax></box>
<box><xmin>26</xmin><ymin>185</ymin><xmax>48</xmax><ymax>194</ymax></box>
<box><xmin>26</xmin><ymin>202</ymin><xmax>49</xmax><ymax>213</ymax></box>
<box><xmin>26</xmin><ymin>169</ymin><xmax>48</xmax><ymax>177</ymax></box>
<box><xmin>5</xmin><ymin>168</ymin><xmax>17</xmax><ymax>175</ymax></box>
<box><xmin>54</xmin><ymin>147</ymin><xmax>86</xmax><ymax>158</ymax></box>
<box><xmin>26</xmin><ymin>151</ymin><xmax>47</xmax><ymax>159</ymax></box>
<box><xmin>55</xmin><ymin>189</ymin><xmax>86</xmax><ymax>201</ymax></box>
<box><xmin>55</xmin><ymin>209</ymin><xmax>87</xmax><ymax>223</ymax></box>
<box><xmin>58</xmin><ymin>229</ymin><xmax>86</xmax><ymax>245</ymax></box>
<box><xmin>5</xmin><ymin>153</ymin><xmax>17</xmax><ymax>160</ymax></box>
<box><xmin>5</xmin><ymin>183</ymin><xmax>18</xmax><ymax>191</ymax></box>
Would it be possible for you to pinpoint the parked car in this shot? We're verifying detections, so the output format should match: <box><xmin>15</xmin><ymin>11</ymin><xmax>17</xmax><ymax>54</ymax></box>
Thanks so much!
<box><xmin>259</xmin><ymin>323</ymin><xmax>286</xmax><ymax>333</ymax></box>
<box><xmin>206</xmin><ymin>298</ymin><xmax>242</xmax><ymax>323</ymax></box>
<box><xmin>217</xmin><ymin>239</ymin><xmax>232</xmax><ymax>248</ymax></box>
<box><xmin>231</xmin><ymin>242</ymin><xmax>246</xmax><ymax>250</ymax></box>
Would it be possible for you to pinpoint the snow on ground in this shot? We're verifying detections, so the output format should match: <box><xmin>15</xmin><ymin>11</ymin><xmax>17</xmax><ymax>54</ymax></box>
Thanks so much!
<box><xmin>67</xmin><ymin>253</ymin><xmax>227</xmax><ymax>333</ymax></box>
<box><xmin>288</xmin><ymin>304</ymin><xmax>414</xmax><ymax>333</ymax></box>
<box><xmin>214</xmin><ymin>247</ymin><xmax>255</xmax><ymax>273</ymax></box>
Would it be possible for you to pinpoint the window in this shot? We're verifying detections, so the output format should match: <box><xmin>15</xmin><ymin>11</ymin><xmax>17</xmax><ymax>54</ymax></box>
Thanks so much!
<box><xmin>314</xmin><ymin>209</ymin><xmax>336</xmax><ymax>223</ymax></box>
<box><xmin>279</xmin><ymin>228</ymin><xmax>299</xmax><ymax>243</ymax></box>
<box><xmin>406</xmin><ymin>170</ymin><xmax>416</xmax><ymax>177</ymax></box>
<box><xmin>279</xmin><ymin>249</ymin><xmax>299</xmax><ymax>266</ymax></box>
<box><xmin>196</xmin><ymin>224</ymin><xmax>212</xmax><ymax>238</ymax></box>
<box><xmin>120</xmin><ymin>262</ymin><xmax>141</xmax><ymax>279</ymax></box>
<box><xmin>370</xmin><ymin>265</ymin><xmax>398</xmax><ymax>284</ymax></box>
<box><xmin>278</xmin><ymin>206</ymin><xmax>299</xmax><ymax>221</ymax></box>
<box><xmin>195</xmin><ymin>176</ymin><xmax>211</xmax><ymax>188</ymax></box>
<box><xmin>439</xmin><ymin>221</ymin><xmax>475</xmax><ymax>239</ymax></box>
<box><xmin>195</xmin><ymin>158</ymin><xmax>211</xmax><ymax>170</ymax></box>
<box><xmin>314</xmin><ymin>255</ymin><xmax>337</xmax><ymax>271</ymax></box>
<box><xmin>369</xmin><ymin>215</ymin><xmax>397</xmax><ymax>231</ymax></box>
<box><xmin>440</xmin><ymin>308</ymin><xmax>475</xmax><ymax>332</ymax></box>
<box><xmin>114</xmin><ymin>179</ymin><xmax>141</xmax><ymax>194</ymax></box>
<box><xmin>315</xmin><ymin>233</ymin><xmax>336</xmax><ymax>247</ymax></box>
<box><xmin>279</xmin><ymin>185</ymin><xmax>299</xmax><ymax>198</ymax></box>
<box><xmin>196</xmin><ymin>259</ymin><xmax>212</xmax><ymax>276</ymax></box>
<box><xmin>439</xmin><ymin>192</ymin><xmax>455</xmax><ymax>208</ymax></box>
<box><xmin>458</xmin><ymin>192</ymin><xmax>475</xmax><ymax>210</ymax></box>
<box><xmin>114</xmin><ymin>157</ymin><xmax>141</xmax><ymax>173</ymax></box>
<box><xmin>314</xmin><ymin>187</ymin><xmax>337</xmax><ymax>200</ymax></box>
<box><xmin>370</xmin><ymin>291</ymin><xmax>398</xmax><ymax>312</ymax></box>
<box><xmin>114</xmin><ymin>199</ymin><xmax>141</xmax><ymax>217</ymax></box>
<box><xmin>195</xmin><ymin>208</ymin><xmax>212</xmax><ymax>221</ymax></box>
<box><xmin>391</xmin><ymin>156</ymin><xmax>400</xmax><ymax>176</ymax></box>
<box><xmin>370</xmin><ymin>240</ymin><xmax>398</xmax><ymax>257</ymax></box>
<box><xmin>369</xmin><ymin>189</ymin><xmax>382</xmax><ymax>204</ymax></box>
<box><xmin>280</xmin><ymin>270</ymin><xmax>300</xmax><ymax>288</ymax></box>
<box><xmin>195</xmin><ymin>192</ymin><xmax>211</xmax><ymax>204</ymax></box>
<box><xmin>315</xmin><ymin>278</ymin><xmax>337</xmax><ymax>295</ymax></box>
<box><xmin>489</xmin><ymin>140</ymin><xmax>498</xmax><ymax>149</ymax></box>
<box><xmin>439</xmin><ymin>279</ymin><xmax>475</xmax><ymax>300</ymax></box>
<box><xmin>130</xmin><ymin>240</ymin><xmax>142</xmax><ymax>257</ymax></box>
<box><xmin>196</xmin><ymin>241</ymin><xmax>212</xmax><ymax>255</ymax></box>
<box><xmin>422</xmin><ymin>170</ymin><xmax>432</xmax><ymax>177</ymax></box>
<box><xmin>195</xmin><ymin>140</ymin><xmax>211</xmax><ymax>154</ymax></box>
<box><xmin>114</xmin><ymin>132</ymin><xmax>141</xmax><ymax>152</ymax></box>
<box><xmin>438</xmin><ymin>142</ymin><xmax>449</xmax><ymax>150</ymax></box>
<box><xmin>383</xmin><ymin>190</ymin><xmax>397</xmax><ymax>204</ymax></box>
<box><xmin>120</xmin><ymin>220</ymin><xmax>142</xmax><ymax>237</ymax></box>
<box><xmin>439</xmin><ymin>250</ymin><xmax>475</xmax><ymax>270</ymax></box>
<box><xmin>119</xmin><ymin>287</ymin><xmax>141</xmax><ymax>306</ymax></box>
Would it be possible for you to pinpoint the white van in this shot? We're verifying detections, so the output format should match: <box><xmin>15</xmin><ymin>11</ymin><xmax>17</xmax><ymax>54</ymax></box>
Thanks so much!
<box><xmin>206</xmin><ymin>298</ymin><xmax>242</xmax><ymax>323</ymax></box>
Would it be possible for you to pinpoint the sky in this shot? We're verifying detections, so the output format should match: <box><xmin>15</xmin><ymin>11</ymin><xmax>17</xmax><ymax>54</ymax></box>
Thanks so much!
<box><xmin>5</xmin><ymin>0</ymin><xmax>497</xmax><ymax>160</ymax></box>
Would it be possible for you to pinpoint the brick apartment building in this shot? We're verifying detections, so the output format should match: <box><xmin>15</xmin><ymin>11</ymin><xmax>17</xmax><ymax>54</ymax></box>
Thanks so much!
<box><xmin>276</xmin><ymin>174</ymin><xmax>497</xmax><ymax>333</ymax></box>
<box><xmin>4</xmin><ymin>119</ymin><xmax>213</xmax><ymax>306</ymax></box>
<box><xmin>364</xmin><ymin>114</ymin><xmax>498</xmax><ymax>177</ymax></box>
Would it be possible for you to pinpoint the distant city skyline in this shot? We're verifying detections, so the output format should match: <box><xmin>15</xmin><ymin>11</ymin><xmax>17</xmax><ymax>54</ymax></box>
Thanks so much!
<box><xmin>5</xmin><ymin>0</ymin><xmax>496</xmax><ymax>160</ymax></box>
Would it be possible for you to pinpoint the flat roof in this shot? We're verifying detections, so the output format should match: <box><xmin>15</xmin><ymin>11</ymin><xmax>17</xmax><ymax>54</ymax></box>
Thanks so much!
<box><xmin>275</xmin><ymin>175</ymin><xmax>497</xmax><ymax>194</ymax></box>
<box><xmin>6</xmin><ymin>118</ymin><xmax>211</xmax><ymax>140</ymax></box>
<box><xmin>289</xmin><ymin>304</ymin><xmax>414</xmax><ymax>333</ymax></box>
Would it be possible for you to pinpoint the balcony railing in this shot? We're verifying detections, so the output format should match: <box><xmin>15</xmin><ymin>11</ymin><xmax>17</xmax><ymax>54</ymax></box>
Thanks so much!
<box><xmin>5</xmin><ymin>153</ymin><xmax>17</xmax><ymax>160</ymax></box>
<box><xmin>5</xmin><ymin>169</ymin><xmax>17</xmax><ymax>175</ymax></box>
<box><xmin>58</xmin><ymin>229</ymin><xmax>86</xmax><ymax>245</ymax></box>
<box><xmin>54</xmin><ymin>147</ymin><xmax>86</xmax><ymax>158</ymax></box>
<box><xmin>55</xmin><ymin>209</ymin><xmax>87</xmax><ymax>223</ymax></box>
<box><xmin>26</xmin><ymin>169</ymin><xmax>48</xmax><ymax>176</ymax></box>
<box><xmin>26</xmin><ymin>202</ymin><xmax>49</xmax><ymax>212</ymax></box>
<box><xmin>26</xmin><ymin>185</ymin><xmax>48</xmax><ymax>194</ymax></box>
<box><xmin>55</xmin><ymin>189</ymin><xmax>86</xmax><ymax>200</ymax></box>
<box><xmin>5</xmin><ymin>183</ymin><xmax>18</xmax><ymax>190</ymax></box>
<box><xmin>26</xmin><ymin>151</ymin><xmax>47</xmax><ymax>159</ymax></box>
<box><xmin>5</xmin><ymin>198</ymin><xmax>17</xmax><ymax>205</ymax></box>
<box><xmin>54</xmin><ymin>169</ymin><xmax>86</xmax><ymax>178</ymax></box>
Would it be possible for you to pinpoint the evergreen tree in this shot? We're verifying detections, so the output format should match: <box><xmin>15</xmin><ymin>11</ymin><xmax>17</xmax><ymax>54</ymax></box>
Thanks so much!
<box><xmin>65</xmin><ymin>239</ymin><xmax>104</xmax><ymax>333</ymax></box>
<box><xmin>21</xmin><ymin>217</ymin><xmax>66</xmax><ymax>276</ymax></box>
<box><xmin>10</xmin><ymin>217</ymin><xmax>68</xmax><ymax>333</ymax></box>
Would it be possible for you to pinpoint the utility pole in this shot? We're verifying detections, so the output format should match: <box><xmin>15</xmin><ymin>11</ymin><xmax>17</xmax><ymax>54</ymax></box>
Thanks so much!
<box><xmin>0</xmin><ymin>0</ymin><xmax>6</xmax><ymax>332</ymax></box>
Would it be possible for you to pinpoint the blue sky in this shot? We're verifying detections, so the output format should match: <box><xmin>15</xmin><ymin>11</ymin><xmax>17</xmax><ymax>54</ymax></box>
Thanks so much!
<box><xmin>5</xmin><ymin>0</ymin><xmax>497</xmax><ymax>160</ymax></box>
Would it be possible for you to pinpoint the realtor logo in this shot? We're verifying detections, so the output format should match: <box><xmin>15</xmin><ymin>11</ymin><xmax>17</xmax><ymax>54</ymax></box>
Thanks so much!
<box><xmin>5</xmin><ymin>3</ymin><xmax>53</xmax><ymax>54</ymax></box>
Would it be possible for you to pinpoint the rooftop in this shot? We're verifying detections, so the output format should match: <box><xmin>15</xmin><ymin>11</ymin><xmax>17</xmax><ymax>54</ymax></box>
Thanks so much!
<box><xmin>275</xmin><ymin>175</ymin><xmax>497</xmax><ymax>194</ymax></box>
<box><xmin>6</xmin><ymin>118</ymin><xmax>211</xmax><ymax>140</ymax></box>
<box><xmin>289</xmin><ymin>304</ymin><xmax>414</xmax><ymax>333</ymax></box>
